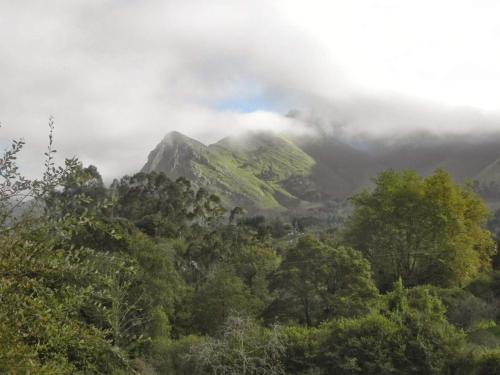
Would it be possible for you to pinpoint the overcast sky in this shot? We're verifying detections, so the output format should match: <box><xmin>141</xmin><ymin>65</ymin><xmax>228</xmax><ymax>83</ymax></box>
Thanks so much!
<box><xmin>2</xmin><ymin>0</ymin><xmax>500</xmax><ymax>178</ymax></box>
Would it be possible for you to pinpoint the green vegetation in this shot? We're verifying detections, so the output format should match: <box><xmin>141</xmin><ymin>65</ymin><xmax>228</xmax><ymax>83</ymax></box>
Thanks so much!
<box><xmin>2</xmin><ymin>125</ymin><xmax>500</xmax><ymax>374</ymax></box>
<box><xmin>200</xmin><ymin>134</ymin><xmax>316</xmax><ymax>210</ymax></box>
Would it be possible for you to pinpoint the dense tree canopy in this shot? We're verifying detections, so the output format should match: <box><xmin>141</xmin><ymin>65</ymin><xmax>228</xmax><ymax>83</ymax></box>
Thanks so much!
<box><xmin>3</xmin><ymin>127</ymin><xmax>500</xmax><ymax>374</ymax></box>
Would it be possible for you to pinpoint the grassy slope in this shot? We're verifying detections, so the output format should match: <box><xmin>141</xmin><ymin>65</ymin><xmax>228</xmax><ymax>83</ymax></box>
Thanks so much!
<box><xmin>192</xmin><ymin>133</ymin><xmax>315</xmax><ymax>210</ymax></box>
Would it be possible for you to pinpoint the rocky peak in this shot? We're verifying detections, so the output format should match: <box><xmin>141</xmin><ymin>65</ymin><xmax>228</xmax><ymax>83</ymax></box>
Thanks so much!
<box><xmin>142</xmin><ymin>131</ymin><xmax>210</xmax><ymax>178</ymax></box>
<box><xmin>161</xmin><ymin>131</ymin><xmax>203</xmax><ymax>146</ymax></box>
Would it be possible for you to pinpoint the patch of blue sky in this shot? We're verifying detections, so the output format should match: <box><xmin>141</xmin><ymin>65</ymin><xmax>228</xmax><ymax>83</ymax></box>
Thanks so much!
<box><xmin>213</xmin><ymin>94</ymin><xmax>283</xmax><ymax>114</ymax></box>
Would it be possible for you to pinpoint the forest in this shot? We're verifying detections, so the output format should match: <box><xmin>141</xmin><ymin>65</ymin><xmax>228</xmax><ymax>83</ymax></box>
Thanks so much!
<box><xmin>2</xmin><ymin>128</ymin><xmax>500</xmax><ymax>375</ymax></box>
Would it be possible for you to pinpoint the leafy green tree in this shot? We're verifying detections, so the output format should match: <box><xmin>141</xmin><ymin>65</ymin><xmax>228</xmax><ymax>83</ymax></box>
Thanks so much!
<box><xmin>271</xmin><ymin>234</ymin><xmax>378</xmax><ymax>326</ymax></box>
<box><xmin>318</xmin><ymin>313</ymin><xmax>403</xmax><ymax>374</ymax></box>
<box><xmin>44</xmin><ymin>164</ymin><xmax>107</xmax><ymax>218</ymax></box>
<box><xmin>230</xmin><ymin>244</ymin><xmax>281</xmax><ymax>305</ymax></box>
<box><xmin>0</xmin><ymin>119</ymin><xmax>79</xmax><ymax>230</ymax></box>
<box><xmin>315</xmin><ymin>281</ymin><xmax>466</xmax><ymax>375</ymax></box>
<box><xmin>175</xmin><ymin>219</ymin><xmax>271</xmax><ymax>289</ymax></box>
<box><xmin>283</xmin><ymin>325</ymin><xmax>322</xmax><ymax>375</ymax></box>
<box><xmin>382</xmin><ymin>281</ymin><xmax>466</xmax><ymax>374</ymax></box>
<box><xmin>111</xmin><ymin>172</ymin><xmax>225</xmax><ymax>238</ymax></box>
<box><xmin>0</xmin><ymin>215</ymin><xmax>134</xmax><ymax>373</ymax></box>
<box><xmin>153</xmin><ymin>335</ymin><xmax>206</xmax><ymax>375</ymax></box>
<box><xmin>62</xmin><ymin>214</ymin><xmax>185</xmax><ymax>366</ymax></box>
<box><xmin>344</xmin><ymin>169</ymin><xmax>496</xmax><ymax>289</ymax></box>
<box><xmin>191</xmin><ymin>265</ymin><xmax>262</xmax><ymax>335</ymax></box>
<box><xmin>0</xmin><ymin>122</ymin><xmax>134</xmax><ymax>373</ymax></box>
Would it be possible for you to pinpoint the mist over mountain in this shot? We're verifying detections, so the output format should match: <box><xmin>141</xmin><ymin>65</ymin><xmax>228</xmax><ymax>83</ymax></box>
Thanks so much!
<box><xmin>142</xmin><ymin>127</ymin><xmax>500</xmax><ymax>213</ymax></box>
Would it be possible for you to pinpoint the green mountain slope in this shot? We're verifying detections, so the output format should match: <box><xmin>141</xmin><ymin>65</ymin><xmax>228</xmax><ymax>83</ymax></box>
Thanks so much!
<box><xmin>142</xmin><ymin>131</ymin><xmax>317</xmax><ymax>211</ymax></box>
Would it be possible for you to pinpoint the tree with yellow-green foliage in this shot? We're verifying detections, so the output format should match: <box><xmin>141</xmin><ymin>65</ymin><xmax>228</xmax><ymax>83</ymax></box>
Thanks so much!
<box><xmin>344</xmin><ymin>169</ymin><xmax>496</xmax><ymax>289</ymax></box>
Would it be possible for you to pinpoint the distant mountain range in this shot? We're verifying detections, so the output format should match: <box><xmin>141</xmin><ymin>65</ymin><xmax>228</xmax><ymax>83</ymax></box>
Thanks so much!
<box><xmin>141</xmin><ymin>130</ymin><xmax>500</xmax><ymax>213</ymax></box>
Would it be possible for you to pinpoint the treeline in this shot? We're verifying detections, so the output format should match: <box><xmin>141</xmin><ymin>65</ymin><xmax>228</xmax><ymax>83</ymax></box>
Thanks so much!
<box><xmin>1</xmin><ymin>131</ymin><xmax>500</xmax><ymax>374</ymax></box>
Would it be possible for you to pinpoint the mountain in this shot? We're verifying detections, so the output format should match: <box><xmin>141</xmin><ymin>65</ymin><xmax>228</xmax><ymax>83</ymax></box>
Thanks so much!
<box><xmin>142</xmin><ymin>131</ymin><xmax>319</xmax><ymax>211</ymax></box>
<box><xmin>294</xmin><ymin>132</ymin><xmax>385</xmax><ymax>198</ymax></box>
<box><xmin>368</xmin><ymin>135</ymin><xmax>500</xmax><ymax>182</ymax></box>
<box><xmin>142</xmin><ymin>131</ymin><xmax>211</xmax><ymax>181</ymax></box>
<box><xmin>142</xmin><ymin>130</ymin><xmax>500</xmax><ymax>212</ymax></box>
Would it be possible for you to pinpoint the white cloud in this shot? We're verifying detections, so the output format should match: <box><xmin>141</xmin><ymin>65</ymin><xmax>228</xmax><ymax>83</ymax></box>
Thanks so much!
<box><xmin>1</xmin><ymin>0</ymin><xmax>500</xmax><ymax>179</ymax></box>
<box><xmin>280</xmin><ymin>0</ymin><xmax>500</xmax><ymax>109</ymax></box>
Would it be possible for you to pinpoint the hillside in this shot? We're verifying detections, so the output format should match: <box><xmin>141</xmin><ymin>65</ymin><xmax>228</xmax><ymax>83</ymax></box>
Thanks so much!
<box><xmin>142</xmin><ymin>130</ymin><xmax>500</xmax><ymax>212</ymax></box>
<box><xmin>142</xmin><ymin>131</ymin><xmax>318</xmax><ymax>211</ymax></box>
<box><xmin>293</xmin><ymin>132</ymin><xmax>385</xmax><ymax>198</ymax></box>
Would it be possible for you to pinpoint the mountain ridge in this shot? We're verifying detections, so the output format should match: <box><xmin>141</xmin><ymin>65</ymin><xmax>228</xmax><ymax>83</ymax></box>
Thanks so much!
<box><xmin>141</xmin><ymin>130</ymin><xmax>500</xmax><ymax>212</ymax></box>
<box><xmin>142</xmin><ymin>131</ymin><xmax>320</xmax><ymax>212</ymax></box>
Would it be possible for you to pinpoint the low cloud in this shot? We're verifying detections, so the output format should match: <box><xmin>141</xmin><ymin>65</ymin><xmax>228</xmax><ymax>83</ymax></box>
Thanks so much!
<box><xmin>1</xmin><ymin>1</ymin><xmax>500</xmax><ymax>179</ymax></box>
